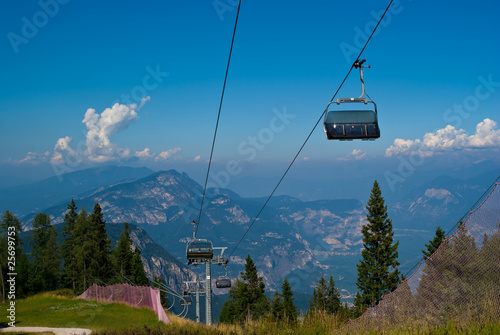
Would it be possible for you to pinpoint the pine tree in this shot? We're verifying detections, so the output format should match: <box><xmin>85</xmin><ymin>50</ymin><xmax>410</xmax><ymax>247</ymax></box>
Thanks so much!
<box><xmin>219</xmin><ymin>255</ymin><xmax>269</xmax><ymax>323</ymax></box>
<box><xmin>112</xmin><ymin>222</ymin><xmax>134</xmax><ymax>280</ymax></box>
<box><xmin>73</xmin><ymin>207</ymin><xmax>93</xmax><ymax>292</ymax></box>
<box><xmin>280</xmin><ymin>277</ymin><xmax>297</xmax><ymax>323</ymax></box>
<box><xmin>130</xmin><ymin>248</ymin><xmax>148</xmax><ymax>286</ymax></box>
<box><xmin>309</xmin><ymin>275</ymin><xmax>327</xmax><ymax>311</ymax></box>
<box><xmin>356</xmin><ymin>180</ymin><xmax>401</xmax><ymax>309</ymax></box>
<box><xmin>308</xmin><ymin>288</ymin><xmax>318</xmax><ymax>311</ymax></box>
<box><xmin>219</xmin><ymin>299</ymin><xmax>237</xmax><ymax>323</ymax></box>
<box><xmin>422</xmin><ymin>226</ymin><xmax>446</xmax><ymax>260</ymax></box>
<box><xmin>88</xmin><ymin>203</ymin><xmax>112</xmax><ymax>282</ymax></box>
<box><xmin>30</xmin><ymin>213</ymin><xmax>60</xmax><ymax>293</ymax></box>
<box><xmin>61</xmin><ymin>200</ymin><xmax>79</xmax><ymax>293</ymax></box>
<box><xmin>325</xmin><ymin>276</ymin><xmax>341</xmax><ymax>314</ymax></box>
<box><xmin>270</xmin><ymin>291</ymin><xmax>283</xmax><ymax>320</ymax></box>
<box><xmin>352</xmin><ymin>292</ymin><xmax>365</xmax><ymax>317</ymax></box>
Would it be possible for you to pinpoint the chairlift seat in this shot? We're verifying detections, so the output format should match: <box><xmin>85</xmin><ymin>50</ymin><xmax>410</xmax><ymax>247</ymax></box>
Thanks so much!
<box><xmin>215</xmin><ymin>277</ymin><xmax>232</xmax><ymax>289</ymax></box>
<box><xmin>186</xmin><ymin>239</ymin><xmax>213</xmax><ymax>264</ymax></box>
<box><xmin>323</xmin><ymin>100</ymin><xmax>380</xmax><ymax>140</ymax></box>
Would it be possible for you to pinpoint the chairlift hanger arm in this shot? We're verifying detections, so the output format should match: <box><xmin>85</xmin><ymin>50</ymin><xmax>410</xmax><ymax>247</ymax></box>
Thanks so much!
<box><xmin>354</xmin><ymin>59</ymin><xmax>371</xmax><ymax>99</ymax></box>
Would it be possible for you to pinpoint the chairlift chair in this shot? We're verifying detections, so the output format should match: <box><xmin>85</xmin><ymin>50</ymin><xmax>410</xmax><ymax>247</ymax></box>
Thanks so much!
<box><xmin>323</xmin><ymin>59</ymin><xmax>380</xmax><ymax>140</ymax></box>
<box><xmin>215</xmin><ymin>265</ymin><xmax>232</xmax><ymax>288</ymax></box>
<box><xmin>186</xmin><ymin>239</ymin><xmax>214</xmax><ymax>264</ymax></box>
<box><xmin>186</xmin><ymin>220</ymin><xmax>214</xmax><ymax>265</ymax></box>
<box><xmin>180</xmin><ymin>295</ymin><xmax>192</xmax><ymax>306</ymax></box>
<box><xmin>215</xmin><ymin>276</ymin><xmax>232</xmax><ymax>289</ymax></box>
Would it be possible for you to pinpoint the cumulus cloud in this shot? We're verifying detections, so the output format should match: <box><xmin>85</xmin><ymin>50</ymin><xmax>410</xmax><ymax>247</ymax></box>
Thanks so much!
<box><xmin>155</xmin><ymin>147</ymin><xmax>181</xmax><ymax>162</ymax></box>
<box><xmin>339</xmin><ymin>149</ymin><xmax>368</xmax><ymax>161</ymax></box>
<box><xmin>82</xmin><ymin>100</ymin><xmax>144</xmax><ymax>162</ymax></box>
<box><xmin>385</xmin><ymin>118</ymin><xmax>500</xmax><ymax>157</ymax></box>
<box><xmin>51</xmin><ymin>136</ymin><xmax>78</xmax><ymax>164</ymax></box>
<box><xmin>136</xmin><ymin>148</ymin><xmax>153</xmax><ymax>159</ymax></box>
<box><xmin>10</xmin><ymin>151</ymin><xmax>51</xmax><ymax>165</ymax></box>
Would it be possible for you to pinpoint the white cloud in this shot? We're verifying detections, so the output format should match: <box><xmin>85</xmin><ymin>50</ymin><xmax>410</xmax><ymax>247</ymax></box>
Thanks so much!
<box><xmin>10</xmin><ymin>151</ymin><xmax>51</xmax><ymax>165</ymax></box>
<box><xmin>136</xmin><ymin>148</ymin><xmax>152</xmax><ymax>159</ymax></box>
<box><xmin>52</xmin><ymin>136</ymin><xmax>79</xmax><ymax>164</ymax></box>
<box><xmin>193</xmin><ymin>155</ymin><xmax>201</xmax><ymax>162</ymax></box>
<box><xmin>339</xmin><ymin>149</ymin><xmax>368</xmax><ymax>161</ymax></box>
<box><xmin>155</xmin><ymin>147</ymin><xmax>181</xmax><ymax>162</ymax></box>
<box><xmin>82</xmin><ymin>100</ymin><xmax>145</xmax><ymax>162</ymax></box>
<box><xmin>385</xmin><ymin>118</ymin><xmax>500</xmax><ymax>157</ymax></box>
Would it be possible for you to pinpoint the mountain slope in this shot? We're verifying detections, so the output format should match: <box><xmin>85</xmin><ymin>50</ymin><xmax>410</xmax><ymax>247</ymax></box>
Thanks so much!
<box><xmin>0</xmin><ymin>165</ymin><xmax>153</xmax><ymax>217</ymax></box>
<box><xmin>20</xmin><ymin>221</ymin><xmax>196</xmax><ymax>291</ymax></box>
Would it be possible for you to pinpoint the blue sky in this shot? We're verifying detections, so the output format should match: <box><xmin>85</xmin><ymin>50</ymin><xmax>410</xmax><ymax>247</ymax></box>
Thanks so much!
<box><xmin>1</xmin><ymin>0</ymin><xmax>499</xmax><ymax>196</ymax></box>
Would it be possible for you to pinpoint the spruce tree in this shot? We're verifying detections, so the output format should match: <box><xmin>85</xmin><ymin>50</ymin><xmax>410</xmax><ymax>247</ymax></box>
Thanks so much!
<box><xmin>280</xmin><ymin>277</ymin><xmax>297</xmax><ymax>323</ymax></box>
<box><xmin>112</xmin><ymin>222</ymin><xmax>134</xmax><ymax>280</ymax></box>
<box><xmin>30</xmin><ymin>213</ymin><xmax>60</xmax><ymax>293</ymax></box>
<box><xmin>352</xmin><ymin>292</ymin><xmax>365</xmax><ymax>317</ymax></box>
<box><xmin>219</xmin><ymin>255</ymin><xmax>269</xmax><ymax>323</ymax></box>
<box><xmin>422</xmin><ymin>226</ymin><xmax>446</xmax><ymax>260</ymax></box>
<box><xmin>240</xmin><ymin>255</ymin><xmax>269</xmax><ymax>320</ymax></box>
<box><xmin>73</xmin><ymin>207</ymin><xmax>93</xmax><ymax>292</ymax></box>
<box><xmin>308</xmin><ymin>288</ymin><xmax>318</xmax><ymax>312</ymax></box>
<box><xmin>356</xmin><ymin>180</ymin><xmax>401</xmax><ymax>309</ymax></box>
<box><xmin>61</xmin><ymin>200</ymin><xmax>79</xmax><ymax>293</ymax></box>
<box><xmin>271</xmin><ymin>291</ymin><xmax>283</xmax><ymax>320</ymax></box>
<box><xmin>131</xmin><ymin>248</ymin><xmax>148</xmax><ymax>286</ymax></box>
<box><xmin>88</xmin><ymin>203</ymin><xmax>112</xmax><ymax>282</ymax></box>
<box><xmin>325</xmin><ymin>276</ymin><xmax>341</xmax><ymax>314</ymax></box>
<box><xmin>309</xmin><ymin>275</ymin><xmax>327</xmax><ymax>311</ymax></box>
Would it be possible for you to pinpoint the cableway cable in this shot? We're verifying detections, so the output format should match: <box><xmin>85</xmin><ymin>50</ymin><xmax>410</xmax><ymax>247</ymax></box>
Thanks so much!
<box><xmin>196</xmin><ymin>0</ymin><xmax>242</xmax><ymax>236</ymax></box>
<box><xmin>228</xmin><ymin>0</ymin><xmax>395</xmax><ymax>259</ymax></box>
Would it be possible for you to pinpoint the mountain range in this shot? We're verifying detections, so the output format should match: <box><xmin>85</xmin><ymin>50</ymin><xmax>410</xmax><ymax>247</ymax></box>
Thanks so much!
<box><xmin>5</xmin><ymin>164</ymin><xmax>498</xmax><ymax>300</ymax></box>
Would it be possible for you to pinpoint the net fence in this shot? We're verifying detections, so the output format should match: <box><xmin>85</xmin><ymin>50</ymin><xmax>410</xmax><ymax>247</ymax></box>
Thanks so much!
<box><xmin>77</xmin><ymin>283</ymin><xmax>170</xmax><ymax>325</ymax></box>
<box><xmin>341</xmin><ymin>182</ymin><xmax>500</xmax><ymax>333</ymax></box>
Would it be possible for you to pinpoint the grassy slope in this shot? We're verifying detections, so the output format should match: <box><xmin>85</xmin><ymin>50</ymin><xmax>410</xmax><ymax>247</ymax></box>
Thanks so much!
<box><xmin>1</xmin><ymin>291</ymin><xmax>166</xmax><ymax>333</ymax></box>
<box><xmin>1</xmin><ymin>291</ymin><xmax>499</xmax><ymax>334</ymax></box>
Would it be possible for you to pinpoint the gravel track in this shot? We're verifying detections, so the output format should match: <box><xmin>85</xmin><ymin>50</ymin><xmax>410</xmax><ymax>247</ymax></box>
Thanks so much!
<box><xmin>0</xmin><ymin>326</ymin><xmax>92</xmax><ymax>334</ymax></box>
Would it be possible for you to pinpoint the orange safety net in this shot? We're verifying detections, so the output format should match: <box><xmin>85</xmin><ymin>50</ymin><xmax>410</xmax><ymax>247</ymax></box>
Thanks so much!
<box><xmin>342</xmin><ymin>182</ymin><xmax>500</xmax><ymax>333</ymax></box>
<box><xmin>77</xmin><ymin>283</ymin><xmax>170</xmax><ymax>325</ymax></box>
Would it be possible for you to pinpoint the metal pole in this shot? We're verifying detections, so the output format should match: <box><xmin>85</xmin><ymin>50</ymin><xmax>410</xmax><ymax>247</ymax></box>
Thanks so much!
<box><xmin>196</xmin><ymin>289</ymin><xmax>200</xmax><ymax>323</ymax></box>
<box><xmin>205</xmin><ymin>261</ymin><xmax>212</xmax><ymax>325</ymax></box>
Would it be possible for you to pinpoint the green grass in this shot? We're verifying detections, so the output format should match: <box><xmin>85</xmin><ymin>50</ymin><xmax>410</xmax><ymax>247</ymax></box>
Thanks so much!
<box><xmin>1</xmin><ymin>291</ymin><xmax>498</xmax><ymax>334</ymax></box>
<box><xmin>0</xmin><ymin>290</ymin><xmax>167</xmax><ymax>333</ymax></box>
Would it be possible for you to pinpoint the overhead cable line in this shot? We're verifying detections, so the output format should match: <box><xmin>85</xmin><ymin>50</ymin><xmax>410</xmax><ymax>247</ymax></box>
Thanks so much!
<box><xmin>196</xmin><ymin>0</ymin><xmax>243</xmax><ymax>235</ymax></box>
<box><xmin>228</xmin><ymin>0</ymin><xmax>395</xmax><ymax>258</ymax></box>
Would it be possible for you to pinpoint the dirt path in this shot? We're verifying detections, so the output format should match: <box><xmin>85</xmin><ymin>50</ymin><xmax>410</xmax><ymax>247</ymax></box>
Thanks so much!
<box><xmin>0</xmin><ymin>326</ymin><xmax>92</xmax><ymax>335</ymax></box>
